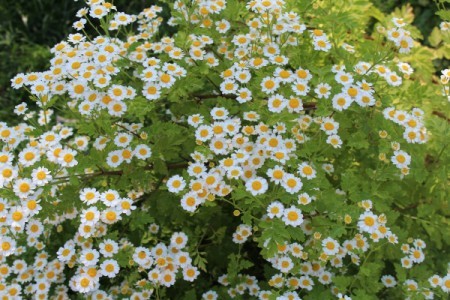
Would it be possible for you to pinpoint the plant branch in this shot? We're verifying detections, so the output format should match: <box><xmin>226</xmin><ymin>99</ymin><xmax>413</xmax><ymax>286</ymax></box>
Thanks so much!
<box><xmin>432</xmin><ymin>111</ymin><xmax>450</xmax><ymax>123</ymax></box>
<box><xmin>51</xmin><ymin>161</ymin><xmax>189</xmax><ymax>183</ymax></box>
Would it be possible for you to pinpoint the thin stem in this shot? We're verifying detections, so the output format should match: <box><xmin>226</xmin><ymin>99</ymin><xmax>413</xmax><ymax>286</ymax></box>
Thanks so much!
<box><xmin>348</xmin><ymin>242</ymin><xmax>387</xmax><ymax>291</ymax></box>
<box><xmin>115</xmin><ymin>122</ymin><xmax>142</xmax><ymax>140</ymax></box>
<box><xmin>193</xmin><ymin>60</ymin><xmax>221</xmax><ymax>93</ymax></box>
<box><xmin>85</xmin><ymin>16</ymin><xmax>104</xmax><ymax>37</ymax></box>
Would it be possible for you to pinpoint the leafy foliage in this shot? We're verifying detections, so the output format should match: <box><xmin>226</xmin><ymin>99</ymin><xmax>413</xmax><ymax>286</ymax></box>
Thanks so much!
<box><xmin>0</xmin><ymin>0</ymin><xmax>449</xmax><ymax>300</ymax></box>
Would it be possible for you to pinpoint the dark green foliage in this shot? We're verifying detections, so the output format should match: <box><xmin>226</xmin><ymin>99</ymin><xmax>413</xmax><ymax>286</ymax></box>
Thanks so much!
<box><xmin>372</xmin><ymin>0</ymin><xmax>440</xmax><ymax>41</ymax></box>
<box><xmin>0</xmin><ymin>0</ymin><xmax>173</xmax><ymax>123</ymax></box>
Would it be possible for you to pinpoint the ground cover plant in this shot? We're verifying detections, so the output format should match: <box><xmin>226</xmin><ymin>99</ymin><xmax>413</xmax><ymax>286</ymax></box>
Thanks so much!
<box><xmin>0</xmin><ymin>0</ymin><xmax>449</xmax><ymax>299</ymax></box>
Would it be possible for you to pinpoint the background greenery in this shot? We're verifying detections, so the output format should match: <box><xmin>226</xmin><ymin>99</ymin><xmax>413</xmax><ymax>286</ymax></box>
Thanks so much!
<box><xmin>372</xmin><ymin>0</ymin><xmax>439</xmax><ymax>38</ymax></box>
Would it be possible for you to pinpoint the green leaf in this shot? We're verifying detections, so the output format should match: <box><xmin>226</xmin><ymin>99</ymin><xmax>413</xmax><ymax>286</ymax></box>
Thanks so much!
<box><xmin>333</xmin><ymin>275</ymin><xmax>352</xmax><ymax>290</ymax></box>
<box><xmin>116</xmin><ymin>247</ymin><xmax>133</xmax><ymax>268</ymax></box>
<box><xmin>128</xmin><ymin>96</ymin><xmax>155</xmax><ymax>122</ymax></box>
<box><xmin>436</xmin><ymin>10</ymin><xmax>450</xmax><ymax>21</ymax></box>
<box><xmin>193</xmin><ymin>252</ymin><xmax>208</xmax><ymax>272</ymax></box>
<box><xmin>153</xmin><ymin>158</ymin><xmax>169</xmax><ymax>176</ymax></box>
<box><xmin>129</xmin><ymin>211</ymin><xmax>154</xmax><ymax>231</ymax></box>
<box><xmin>227</xmin><ymin>253</ymin><xmax>254</xmax><ymax>284</ymax></box>
<box><xmin>127</xmin><ymin>41</ymin><xmax>142</xmax><ymax>53</ymax></box>
<box><xmin>394</xmin><ymin>263</ymin><xmax>407</xmax><ymax>281</ymax></box>
<box><xmin>182</xmin><ymin>289</ymin><xmax>198</xmax><ymax>300</ymax></box>
<box><xmin>286</xmin><ymin>226</ymin><xmax>305</xmax><ymax>241</ymax></box>
<box><xmin>428</xmin><ymin>27</ymin><xmax>442</xmax><ymax>47</ymax></box>
<box><xmin>368</xmin><ymin>6</ymin><xmax>385</xmax><ymax>22</ymax></box>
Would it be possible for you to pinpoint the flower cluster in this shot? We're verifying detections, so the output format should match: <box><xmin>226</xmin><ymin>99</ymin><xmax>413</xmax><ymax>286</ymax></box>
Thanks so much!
<box><xmin>170</xmin><ymin>107</ymin><xmax>316</xmax><ymax>216</ymax></box>
<box><xmin>386</xmin><ymin>18</ymin><xmax>414</xmax><ymax>53</ymax></box>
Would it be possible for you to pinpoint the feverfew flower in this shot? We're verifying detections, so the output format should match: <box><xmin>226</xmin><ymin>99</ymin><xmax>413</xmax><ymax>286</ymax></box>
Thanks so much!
<box><xmin>118</xmin><ymin>198</ymin><xmax>136</xmax><ymax>215</ymax></box>
<box><xmin>409</xmin><ymin>248</ymin><xmax>425</xmax><ymax>263</ymax></box>
<box><xmin>440</xmin><ymin>274</ymin><xmax>450</xmax><ymax>293</ymax></box>
<box><xmin>80</xmin><ymin>207</ymin><xmax>100</xmax><ymax>226</ymax></box>
<box><xmin>101</xmin><ymin>208</ymin><xmax>122</xmax><ymax>224</ymax></box>
<box><xmin>313</xmin><ymin>37</ymin><xmax>331</xmax><ymax>51</ymax></box>
<box><xmin>13</xmin><ymin>178</ymin><xmax>36</xmax><ymax>199</ymax></box>
<box><xmin>282</xmin><ymin>206</ymin><xmax>304</xmax><ymax>227</ymax></box>
<box><xmin>327</xmin><ymin>134</ymin><xmax>343</xmax><ymax>148</ymax></box>
<box><xmin>332</xmin><ymin>93</ymin><xmax>353</xmax><ymax>111</ymax></box>
<box><xmin>14</xmin><ymin>102</ymin><xmax>28</xmax><ymax>115</ymax></box>
<box><xmin>320</xmin><ymin>117</ymin><xmax>339</xmax><ymax>135</ymax></box>
<box><xmin>100</xmin><ymin>259</ymin><xmax>120</xmax><ymax>278</ymax></box>
<box><xmin>381</xmin><ymin>275</ymin><xmax>397</xmax><ymax>287</ymax></box>
<box><xmin>391</xmin><ymin>150</ymin><xmax>411</xmax><ymax>169</ymax></box>
<box><xmin>74</xmin><ymin>274</ymin><xmax>95</xmax><ymax>293</ymax></box>
<box><xmin>267</xmin><ymin>201</ymin><xmax>284</xmax><ymax>218</ymax></box>
<box><xmin>282</xmin><ymin>174</ymin><xmax>303</xmax><ymax>194</ymax></box>
<box><xmin>298</xmin><ymin>193</ymin><xmax>312</xmax><ymax>205</ymax></box>
<box><xmin>0</xmin><ymin>236</ymin><xmax>16</xmax><ymax>256</ymax></box>
<box><xmin>170</xmin><ymin>232</ymin><xmax>188</xmax><ymax>249</ymax></box>
<box><xmin>57</xmin><ymin>243</ymin><xmax>75</xmax><ymax>262</ymax></box>
<box><xmin>216</xmin><ymin>19</ymin><xmax>230</xmax><ymax>33</ymax></box>
<box><xmin>358</xmin><ymin>211</ymin><xmax>378</xmax><ymax>233</ymax></box>
<box><xmin>180</xmin><ymin>192</ymin><xmax>201</xmax><ymax>212</ymax></box>
<box><xmin>134</xmin><ymin>144</ymin><xmax>152</xmax><ymax>159</ymax></box>
<box><xmin>232</xmin><ymin>224</ymin><xmax>252</xmax><ymax>244</ymax></box>
<box><xmin>79</xmin><ymin>248</ymin><xmax>100</xmax><ymax>266</ymax></box>
<box><xmin>58</xmin><ymin>149</ymin><xmax>78</xmax><ymax>167</ymax></box>
<box><xmin>322</xmin><ymin>237</ymin><xmax>340</xmax><ymax>256</ymax></box>
<box><xmin>90</xmin><ymin>5</ymin><xmax>108</xmax><ymax>19</ymax></box>
<box><xmin>277</xmin><ymin>256</ymin><xmax>294</xmax><ymax>273</ymax></box>
<box><xmin>428</xmin><ymin>275</ymin><xmax>442</xmax><ymax>288</ymax></box>
<box><xmin>31</xmin><ymin>167</ymin><xmax>52</xmax><ymax>186</ymax></box>
<box><xmin>99</xmin><ymin>239</ymin><xmax>119</xmax><ymax>258</ymax></box>
<box><xmin>182</xmin><ymin>265</ymin><xmax>200</xmax><ymax>282</ymax></box>
<box><xmin>298</xmin><ymin>162</ymin><xmax>316</xmax><ymax>179</ymax></box>
<box><xmin>167</xmin><ymin>175</ymin><xmax>186</xmax><ymax>193</ymax></box>
<box><xmin>101</xmin><ymin>190</ymin><xmax>121</xmax><ymax>207</ymax></box>
<box><xmin>245</xmin><ymin>177</ymin><xmax>268</xmax><ymax>196</ymax></box>
<box><xmin>18</xmin><ymin>147</ymin><xmax>40</xmax><ymax>167</ymax></box>
<box><xmin>315</xmin><ymin>83</ymin><xmax>331</xmax><ymax>99</ymax></box>
<box><xmin>261</xmin><ymin>77</ymin><xmax>280</xmax><ymax>94</ymax></box>
<box><xmin>80</xmin><ymin>188</ymin><xmax>100</xmax><ymax>204</ymax></box>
